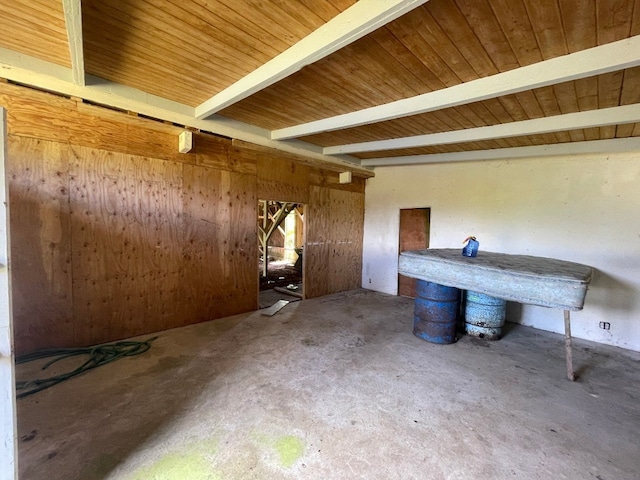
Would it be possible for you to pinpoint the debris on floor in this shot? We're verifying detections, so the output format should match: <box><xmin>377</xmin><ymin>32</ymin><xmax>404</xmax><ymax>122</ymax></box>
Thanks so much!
<box><xmin>260</xmin><ymin>299</ymin><xmax>290</xmax><ymax>316</ymax></box>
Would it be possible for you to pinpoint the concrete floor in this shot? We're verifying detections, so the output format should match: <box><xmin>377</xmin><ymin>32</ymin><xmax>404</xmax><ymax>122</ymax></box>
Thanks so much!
<box><xmin>16</xmin><ymin>289</ymin><xmax>640</xmax><ymax>480</ymax></box>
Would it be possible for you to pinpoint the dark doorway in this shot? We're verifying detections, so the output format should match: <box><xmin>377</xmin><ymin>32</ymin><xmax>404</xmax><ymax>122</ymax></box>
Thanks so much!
<box><xmin>398</xmin><ymin>208</ymin><xmax>430</xmax><ymax>298</ymax></box>
<box><xmin>258</xmin><ymin>200</ymin><xmax>305</xmax><ymax>308</ymax></box>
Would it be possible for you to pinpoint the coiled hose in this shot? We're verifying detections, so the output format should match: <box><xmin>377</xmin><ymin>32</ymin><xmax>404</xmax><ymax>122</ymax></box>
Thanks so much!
<box><xmin>15</xmin><ymin>337</ymin><xmax>157</xmax><ymax>399</ymax></box>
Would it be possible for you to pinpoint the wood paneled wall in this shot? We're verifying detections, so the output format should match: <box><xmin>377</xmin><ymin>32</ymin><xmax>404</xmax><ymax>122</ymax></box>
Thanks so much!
<box><xmin>1</xmin><ymin>83</ymin><xmax>366</xmax><ymax>354</ymax></box>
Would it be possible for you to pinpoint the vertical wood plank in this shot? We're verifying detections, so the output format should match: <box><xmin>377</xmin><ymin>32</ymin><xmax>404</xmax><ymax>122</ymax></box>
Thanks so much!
<box><xmin>69</xmin><ymin>146</ymin><xmax>186</xmax><ymax>346</ymax></box>
<box><xmin>70</xmin><ymin>147</ymin><xmax>142</xmax><ymax>345</ymax></box>
<box><xmin>182</xmin><ymin>165</ymin><xmax>257</xmax><ymax>323</ymax></box>
<box><xmin>8</xmin><ymin>137</ymin><xmax>73</xmax><ymax>354</ymax></box>
<box><xmin>306</xmin><ymin>186</ymin><xmax>364</xmax><ymax>298</ymax></box>
<box><xmin>305</xmin><ymin>186</ymin><xmax>331</xmax><ymax>298</ymax></box>
<box><xmin>257</xmin><ymin>155</ymin><xmax>310</xmax><ymax>203</ymax></box>
<box><xmin>329</xmin><ymin>189</ymin><xmax>365</xmax><ymax>294</ymax></box>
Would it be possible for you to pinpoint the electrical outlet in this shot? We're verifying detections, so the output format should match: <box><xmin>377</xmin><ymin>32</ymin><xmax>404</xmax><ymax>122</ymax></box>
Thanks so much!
<box><xmin>599</xmin><ymin>321</ymin><xmax>611</xmax><ymax>330</ymax></box>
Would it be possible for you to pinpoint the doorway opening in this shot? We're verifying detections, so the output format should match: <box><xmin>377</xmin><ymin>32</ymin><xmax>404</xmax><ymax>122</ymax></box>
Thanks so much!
<box><xmin>398</xmin><ymin>207</ymin><xmax>430</xmax><ymax>298</ymax></box>
<box><xmin>258</xmin><ymin>200</ymin><xmax>305</xmax><ymax>309</ymax></box>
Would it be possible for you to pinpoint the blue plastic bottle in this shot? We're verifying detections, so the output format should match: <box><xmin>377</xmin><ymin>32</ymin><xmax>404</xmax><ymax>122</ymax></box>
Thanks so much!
<box><xmin>462</xmin><ymin>236</ymin><xmax>479</xmax><ymax>257</ymax></box>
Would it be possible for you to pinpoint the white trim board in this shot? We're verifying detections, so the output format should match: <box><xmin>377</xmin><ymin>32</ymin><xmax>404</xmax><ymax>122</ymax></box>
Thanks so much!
<box><xmin>360</xmin><ymin>137</ymin><xmax>640</xmax><ymax>166</ymax></box>
<box><xmin>0</xmin><ymin>107</ymin><xmax>18</xmax><ymax>480</ymax></box>
<box><xmin>62</xmin><ymin>0</ymin><xmax>85</xmax><ymax>86</ymax></box>
<box><xmin>195</xmin><ymin>0</ymin><xmax>430</xmax><ymax>119</ymax></box>
<box><xmin>324</xmin><ymin>104</ymin><xmax>640</xmax><ymax>155</ymax></box>
<box><xmin>272</xmin><ymin>36</ymin><xmax>640</xmax><ymax>140</ymax></box>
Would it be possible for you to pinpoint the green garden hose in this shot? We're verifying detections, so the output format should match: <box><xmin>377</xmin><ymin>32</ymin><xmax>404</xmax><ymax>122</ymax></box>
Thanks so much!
<box><xmin>15</xmin><ymin>336</ymin><xmax>157</xmax><ymax>399</ymax></box>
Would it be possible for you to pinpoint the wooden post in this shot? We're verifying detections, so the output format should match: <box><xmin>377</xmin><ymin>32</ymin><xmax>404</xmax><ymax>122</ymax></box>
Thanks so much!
<box><xmin>564</xmin><ymin>310</ymin><xmax>575</xmax><ymax>381</ymax></box>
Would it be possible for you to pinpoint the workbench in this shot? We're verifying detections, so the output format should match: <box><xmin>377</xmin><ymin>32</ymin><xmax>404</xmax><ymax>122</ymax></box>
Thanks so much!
<box><xmin>399</xmin><ymin>249</ymin><xmax>594</xmax><ymax>380</ymax></box>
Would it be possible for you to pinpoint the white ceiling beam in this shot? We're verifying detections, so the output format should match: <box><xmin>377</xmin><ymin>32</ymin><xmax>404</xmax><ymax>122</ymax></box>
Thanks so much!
<box><xmin>272</xmin><ymin>36</ymin><xmax>640</xmax><ymax>140</ymax></box>
<box><xmin>361</xmin><ymin>138</ymin><xmax>640</xmax><ymax>167</ymax></box>
<box><xmin>62</xmin><ymin>0</ymin><xmax>85</xmax><ymax>86</ymax></box>
<box><xmin>194</xmin><ymin>0</ymin><xmax>430</xmax><ymax>119</ymax></box>
<box><xmin>0</xmin><ymin>47</ymin><xmax>370</xmax><ymax>174</ymax></box>
<box><xmin>324</xmin><ymin>104</ymin><xmax>640</xmax><ymax>155</ymax></box>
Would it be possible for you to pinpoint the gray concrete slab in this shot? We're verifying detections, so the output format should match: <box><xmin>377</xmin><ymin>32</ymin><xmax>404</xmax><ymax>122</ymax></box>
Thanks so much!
<box><xmin>16</xmin><ymin>290</ymin><xmax>640</xmax><ymax>479</ymax></box>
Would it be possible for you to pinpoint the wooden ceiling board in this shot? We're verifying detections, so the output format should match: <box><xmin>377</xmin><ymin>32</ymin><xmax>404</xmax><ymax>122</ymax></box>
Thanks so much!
<box><xmin>82</xmin><ymin>5</ymin><xmax>231</xmax><ymax>96</ymax></box>
<box><xmin>185</xmin><ymin>0</ymin><xmax>289</xmax><ymax>56</ymax></box>
<box><xmin>220</xmin><ymin>2</ymin><xmax>503</xmax><ymax>127</ymax></box>
<box><xmin>352</xmin><ymin>36</ymin><xmax>423</xmax><ymax>98</ymax></box>
<box><xmin>379</xmin><ymin>24</ymin><xmax>452</xmax><ymax>93</ymax></box>
<box><xmin>82</xmin><ymin>8</ymin><xmax>233</xmax><ymax>82</ymax></box>
<box><xmin>487</xmin><ymin>0</ymin><xmax>542</xmax><ymax>65</ymax></box>
<box><xmin>217</xmin><ymin>49</ymin><xmax>403</xmax><ymax>128</ymax></box>
<box><xmin>597</xmin><ymin>0</ymin><xmax>636</xmax><ymax>44</ymax></box>
<box><xmin>454</xmin><ymin>0</ymin><xmax>520</xmax><ymax>73</ymax></box>
<box><xmin>368</xmin><ymin>28</ymin><xmax>437</xmax><ymax>94</ymax></box>
<box><xmin>409</xmin><ymin>2</ymin><xmax>485</xmax><ymax>83</ymax></box>
<box><xmin>633</xmin><ymin>0</ymin><xmax>640</xmax><ymax>34</ymax></box>
<box><xmin>523</xmin><ymin>0</ymin><xmax>568</xmax><ymax>60</ymax></box>
<box><xmin>431</xmin><ymin>0</ymin><xmax>504</xmax><ymax>76</ymax></box>
<box><xmin>82</xmin><ymin>0</ymin><xmax>272</xmax><ymax>104</ymax></box>
<box><xmin>221</xmin><ymin>0</ymin><xmax>640</xmax><ymax>137</ymax></box>
<box><xmin>216</xmin><ymin>66</ymin><xmax>366</xmax><ymax>129</ymax></box>
<box><xmin>0</xmin><ymin>0</ymin><xmax>70</xmax><ymax>67</ymax></box>
<box><xmin>560</xmin><ymin>0</ymin><xmax>597</xmax><ymax>53</ymax></box>
<box><xmin>82</xmin><ymin>0</ymin><xmax>354</xmax><ymax>106</ymax></box>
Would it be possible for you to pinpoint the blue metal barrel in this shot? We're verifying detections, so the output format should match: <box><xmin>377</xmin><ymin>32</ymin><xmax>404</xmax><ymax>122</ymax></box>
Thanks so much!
<box><xmin>413</xmin><ymin>280</ymin><xmax>460</xmax><ymax>344</ymax></box>
<box><xmin>464</xmin><ymin>291</ymin><xmax>506</xmax><ymax>340</ymax></box>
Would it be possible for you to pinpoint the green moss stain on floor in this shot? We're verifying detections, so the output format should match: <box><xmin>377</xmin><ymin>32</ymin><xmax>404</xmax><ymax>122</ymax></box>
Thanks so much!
<box><xmin>252</xmin><ymin>431</ymin><xmax>305</xmax><ymax>468</ymax></box>
<box><xmin>129</xmin><ymin>441</ymin><xmax>220</xmax><ymax>480</ymax></box>
<box><xmin>274</xmin><ymin>435</ymin><xmax>304</xmax><ymax>468</ymax></box>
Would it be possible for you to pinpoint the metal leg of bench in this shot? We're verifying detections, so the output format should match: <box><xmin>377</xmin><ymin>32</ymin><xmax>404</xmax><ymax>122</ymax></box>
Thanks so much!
<box><xmin>564</xmin><ymin>310</ymin><xmax>575</xmax><ymax>381</ymax></box>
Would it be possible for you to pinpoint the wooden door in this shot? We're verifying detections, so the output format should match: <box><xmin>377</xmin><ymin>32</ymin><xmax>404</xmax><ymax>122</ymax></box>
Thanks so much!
<box><xmin>398</xmin><ymin>208</ymin><xmax>430</xmax><ymax>298</ymax></box>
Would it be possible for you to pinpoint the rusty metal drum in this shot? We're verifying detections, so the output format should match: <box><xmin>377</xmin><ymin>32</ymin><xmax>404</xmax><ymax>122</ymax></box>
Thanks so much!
<box><xmin>413</xmin><ymin>280</ymin><xmax>460</xmax><ymax>344</ymax></box>
<box><xmin>464</xmin><ymin>291</ymin><xmax>507</xmax><ymax>340</ymax></box>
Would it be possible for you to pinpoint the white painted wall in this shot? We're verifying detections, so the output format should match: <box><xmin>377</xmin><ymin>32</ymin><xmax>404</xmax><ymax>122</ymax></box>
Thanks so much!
<box><xmin>363</xmin><ymin>151</ymin><xmax>640</xmax><ymax>352</ymax></box>
<box><xmin>0</xmin><ymin>108</ymin><xmax>17</xmax><ymax>478</ymax></box>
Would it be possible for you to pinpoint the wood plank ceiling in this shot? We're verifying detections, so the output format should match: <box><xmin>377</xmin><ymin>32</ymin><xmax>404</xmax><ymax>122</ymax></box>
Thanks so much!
<box><xmin>0</xmin><ymin>0</ymin><xmax>639</xmax><ymax>169</ymax></box>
